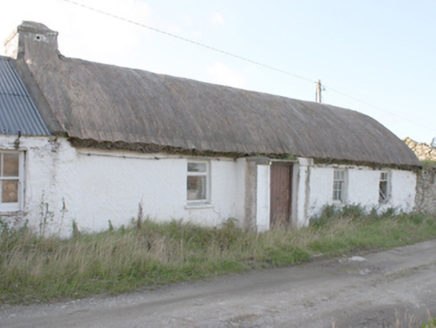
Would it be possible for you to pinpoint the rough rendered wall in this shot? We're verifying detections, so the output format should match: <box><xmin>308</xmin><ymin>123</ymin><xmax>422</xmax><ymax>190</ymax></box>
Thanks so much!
<box><xmin>416</xmin><ymin>168</ymin><xmax>436</xmax><ymax>214</ymax></box>
<box><xmin>308</xmin><ymin>164</ymin><xmax>417</xmax><ymax>219</ymax></box>
<box><xmin>0</xmin><ymin>136</ymin><xmax>245</xmax><ymax>237</ymax></box>
<box><xmin>402</xmin><ymin>138</ymin><xmax>436</xmax><ymax>214</ymax></box>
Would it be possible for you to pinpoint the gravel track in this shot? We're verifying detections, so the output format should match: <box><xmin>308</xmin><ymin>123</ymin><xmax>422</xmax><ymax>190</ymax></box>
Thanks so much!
<box><xmin>2</xmin><ymin>240</ymin><xmax>436</xmax><ymax>327</ymax></box>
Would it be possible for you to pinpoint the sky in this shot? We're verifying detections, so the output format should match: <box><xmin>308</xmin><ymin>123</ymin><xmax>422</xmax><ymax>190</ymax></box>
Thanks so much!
<box><xmin>1</xmin><ymin>0</ymin><xmax>435</xmax><ymax>143</ymax></box>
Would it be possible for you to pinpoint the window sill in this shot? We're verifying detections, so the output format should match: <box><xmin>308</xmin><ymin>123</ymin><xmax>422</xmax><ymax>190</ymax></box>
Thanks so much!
<box><xmin>0</xmin><ymin>204</ymin><xmax>20</xmax><ymax>212</ymax></box>
<box><xmin>185</xmin><ymin>203</ymin><xmax>214</xmax><ymax>210</ymax></box>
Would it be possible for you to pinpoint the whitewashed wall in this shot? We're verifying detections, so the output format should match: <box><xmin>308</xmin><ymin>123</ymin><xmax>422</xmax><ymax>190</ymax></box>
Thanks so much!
<box><xmin>306</xmin><ymin>163</ymin><xmax>417</xmax><ymax>221</ymax></box>
<box><xmin>388</xmin><ymin>170</ymin><xmax>416</xmax><ymax>212</ymax></box>
<box><xmin>0</xmin><ymin>136</ymin><xmax>419</xmax><ymax>236</ymax></box>
<box><xmin>0</xmin><ymin>136</ymin><xmax>246</xmax><ymax>237</ymax></box>
<box><xmin>256</xmin><ymin>164</ymin><xmax>270</xmax><ymax>232</ymax></box>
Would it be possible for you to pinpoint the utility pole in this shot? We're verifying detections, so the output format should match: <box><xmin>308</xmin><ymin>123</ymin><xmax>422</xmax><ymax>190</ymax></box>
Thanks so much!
<box><xmin>316</xmin><ymin>79</ymin><xmax>322</xmax><ymax>103</ymax></box>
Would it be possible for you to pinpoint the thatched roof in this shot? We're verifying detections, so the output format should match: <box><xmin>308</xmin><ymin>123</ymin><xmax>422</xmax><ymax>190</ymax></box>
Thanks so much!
<box><xmin>14</xmin><ymin>22</ymin><xmax>421</xmax><ymax>167</ymax></box>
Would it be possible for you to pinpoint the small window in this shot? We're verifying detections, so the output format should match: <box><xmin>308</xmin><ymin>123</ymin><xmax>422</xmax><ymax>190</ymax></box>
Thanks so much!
<box><xmin>0</xmin><ymin>151</ymin><xmax>22</xmax><ymax>211</ymax></box>
<box><xmin>187</xmin><ymin>161</ymin><xmax>209</xmax><ymax>202</ymax></box>
<box><xmin>379</xmin><ymin>171</ymin><xmax>389</xmax><ymax>203</ymax></box>
<box><xmin>333</xmin><ymin>169</ymin><xmax>345</xmax><ymax>202</ymax></box>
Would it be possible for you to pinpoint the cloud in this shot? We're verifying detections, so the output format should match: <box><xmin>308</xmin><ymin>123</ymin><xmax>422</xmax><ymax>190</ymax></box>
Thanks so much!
<box><xmin>206</xmin><ymin>62</ymin><xmax>246</xmax><ymax>88</ymax></box>
<box><xmin>211</xmin><ymin>12</ymin><xmax>225</xmax><ymax>27</ymax></box>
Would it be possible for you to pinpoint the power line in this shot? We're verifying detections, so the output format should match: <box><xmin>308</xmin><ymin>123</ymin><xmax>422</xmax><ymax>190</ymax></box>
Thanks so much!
<box><xmin>63</xmin><ymin>0</ymin><xmax>434</xmax><ymax>134</ymax></box>
<box><xmin>63</xmin><ymin>0</ymin><xmax>315</xmax><ymax>84</ymax></box>
<box><xmin>313</xmin><ymin>80</ymin><xmax>432</xmax><ymax>134</ymax></box>
<box><xmin>324</xmin><ymin>84</ymin><xmax>434</xmax><ymax>132</ymax></box>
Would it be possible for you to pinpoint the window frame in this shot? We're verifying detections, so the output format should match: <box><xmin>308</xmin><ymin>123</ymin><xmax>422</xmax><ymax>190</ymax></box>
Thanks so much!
<box><xmin>186</xmin><ymin>160</ymin><xmax>210</xmax><ymax>204</ymax></box>
<box><xmin>0</xmin><ymin>150</ymin><xmax>24</xmax><ymax>212</ymax></box>
<box><xmin>332</xmin><ymin>169</ymin><xmax>346</xmax><ymax>203</ymax></box>
<box><xmin>379</xmin><ymin>170</ymin><xmax>390</xmax><ymax>203</ymax></box>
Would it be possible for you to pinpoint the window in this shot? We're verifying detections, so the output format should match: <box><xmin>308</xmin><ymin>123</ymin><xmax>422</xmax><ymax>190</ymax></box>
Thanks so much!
<box><xmin>0</xmin><ymin>151</ymin><xmax>22</xmax><ymax>211</ymax></box>
<box><xmin>187</xmin><ymin>161</ymin><xmax>209</xmax><ymax>202</ymax></box>
<box><xmin>333</xmin><ymin>169</ymin><xmax>346</xmax><ymax>202</ymax></box>
<box><xmin>379</xmin><ymin>171</ymin><xmax>389</xmax><ymax>203</ymax></box>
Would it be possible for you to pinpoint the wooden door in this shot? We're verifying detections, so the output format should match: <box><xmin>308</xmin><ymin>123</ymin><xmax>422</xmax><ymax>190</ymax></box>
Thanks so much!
<box><xmin>270</xmin><ymin>163</ymin><xmax>293</xmax><ymax>227</ymax></box>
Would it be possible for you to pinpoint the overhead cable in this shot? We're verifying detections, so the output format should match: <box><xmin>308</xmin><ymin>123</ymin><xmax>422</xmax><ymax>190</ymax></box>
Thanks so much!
<box><xmin>63</xmin><ymin>0</ymin><xmax>434</xmax><ymax>133</ymax></box>
<box><xmin>63</xmin><ymin>0</ymin><xmax>315</xmax><ymax>83</ymax></box>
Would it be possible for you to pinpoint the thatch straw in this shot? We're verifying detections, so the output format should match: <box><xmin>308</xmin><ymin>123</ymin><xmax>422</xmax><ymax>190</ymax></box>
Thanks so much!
<box><xmin>18</xmin><ymin>26</ymin><xmax>420</xmax><ymax>168</ymax></box>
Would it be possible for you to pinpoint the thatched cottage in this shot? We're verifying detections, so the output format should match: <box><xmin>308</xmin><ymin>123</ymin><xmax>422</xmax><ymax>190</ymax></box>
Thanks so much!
<box><xmin>0</xmin><ymin>22</ymin><xmax>421</xmax><ymax>236</ymax></box>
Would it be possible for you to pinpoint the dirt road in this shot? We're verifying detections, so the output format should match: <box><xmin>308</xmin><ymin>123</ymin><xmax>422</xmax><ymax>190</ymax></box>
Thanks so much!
<box><xmin>2</xmin><ymin>240</ymin><xmax>436</xmax><ymax>328</ymax></box>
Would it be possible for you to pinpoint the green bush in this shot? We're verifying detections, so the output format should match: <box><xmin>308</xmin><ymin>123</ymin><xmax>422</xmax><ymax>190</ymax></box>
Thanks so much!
<box><xmin>309</xmin><ymin>204</ymin><xmax>367</xmax><ymax>227</ymax></box>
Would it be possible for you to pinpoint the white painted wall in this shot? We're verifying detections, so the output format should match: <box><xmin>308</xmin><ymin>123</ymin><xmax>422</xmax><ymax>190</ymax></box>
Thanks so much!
<box><xmin>0</xmin><ymin>135</ymin><xmax>419</xmax><ymax>236</ymax></box>
<box><xmin>387</xmin><ymin>170</ymin><xmax>416</xmax><ymax>212</ymax></box>
<box><xmin>296</xmin><ymin>158</ymin><xmax>312</xmax><ymax>227</ymax></box>
<box><xmin>307</xmin><ymin>164</ymin><xmax>418</xmax><ymax>219</ymax></box>
<box><xmin>347</xmin><ymin>167</ymin><xmax>380</xmax><ymax>206</ymax></box>
<box><xmin>256</xmin><ymin>164</ymin><xmax>270</xmax><ymax>232</ymax></box>
<box><xmin>0</xmin><ymin>136</ymin><xmax>246</xmax><ymax>237</ymax></box>
<box><xmin>307</xmin><ymin>166</ymin><xmax>333</xmax><ymax>217</ymax></box>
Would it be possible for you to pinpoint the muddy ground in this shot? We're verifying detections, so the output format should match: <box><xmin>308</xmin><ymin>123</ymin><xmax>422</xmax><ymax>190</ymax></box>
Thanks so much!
<box><xmin>1</xmin><ymin>240</ymin><xmax>436</xmax><ymax>328</ymax></box>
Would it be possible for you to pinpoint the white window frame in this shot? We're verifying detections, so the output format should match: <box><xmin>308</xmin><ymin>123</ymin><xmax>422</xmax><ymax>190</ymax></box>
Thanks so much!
<box><xmin>186</xmin><ymin>160</ymin><xmax>210</xmax><ymax>204</ymax></box>
<box><xmin>0</xmin><ymin>151</ymin><xmax>24</xmax><ymax>212</ymax></box>
<box><xmin>379</xmin><ymin>170</ymin><xmax>390</xmax><ymax>203</ymax></box>
<box><xmin>332</xmin><ymin>169</ymin><xmax>346</xmax><ymax>203</ymax></box>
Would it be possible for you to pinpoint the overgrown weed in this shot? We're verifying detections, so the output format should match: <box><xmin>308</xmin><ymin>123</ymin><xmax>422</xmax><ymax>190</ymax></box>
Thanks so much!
<box><xmin>1</xmin><ymin>208</ymin><xmax>436</xmax><ymax>304</ymax></box>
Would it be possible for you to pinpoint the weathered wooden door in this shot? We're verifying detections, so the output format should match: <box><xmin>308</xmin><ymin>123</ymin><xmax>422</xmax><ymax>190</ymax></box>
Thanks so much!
<box><xmin>270</xmin><ymin>163</ymin><xmax>293</xmax><ymax>227</ymax></box>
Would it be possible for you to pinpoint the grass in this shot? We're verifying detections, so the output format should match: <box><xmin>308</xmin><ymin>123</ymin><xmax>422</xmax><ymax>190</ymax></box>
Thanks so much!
<box><xmin>421</xmin><ymin>159</ymin><xmax>436</xmax><ymax>170</ymax></box>
<box><xmin>423</xmin><ymin>317</ymin><xmax>436</xmax><ymax>328</ymax></box>
<box><xmin>1</xmin><ymin>206</ymin><xmax>436</xmax><ymax>304</ymax></box>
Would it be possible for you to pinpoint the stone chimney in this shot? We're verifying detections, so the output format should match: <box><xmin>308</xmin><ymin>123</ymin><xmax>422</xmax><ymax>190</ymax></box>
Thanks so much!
<box><xmin>4</xmin><ymin>21</ymin><xmax>59</xmax><ymax>60</ymax></box>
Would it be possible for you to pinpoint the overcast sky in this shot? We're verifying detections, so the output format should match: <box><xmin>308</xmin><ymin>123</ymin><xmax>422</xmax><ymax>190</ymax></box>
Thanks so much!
<box><xmin>1</xmin><ymin>0</ymin><xmax>435</xmax><ymax>143</ymax></box>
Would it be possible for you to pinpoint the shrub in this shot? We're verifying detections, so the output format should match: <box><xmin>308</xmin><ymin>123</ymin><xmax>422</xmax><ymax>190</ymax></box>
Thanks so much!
<box><xmin>309</xmin><ymin>204</ymin><xmax>366</xmax><ymax>227</ymax></box>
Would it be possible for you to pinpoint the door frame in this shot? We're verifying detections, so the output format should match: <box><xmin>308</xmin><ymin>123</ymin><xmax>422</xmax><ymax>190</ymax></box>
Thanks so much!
<box><xmin>269</xmin><ymin>161</ymin><xmax>295</xmax><ymax>227</ymax></box>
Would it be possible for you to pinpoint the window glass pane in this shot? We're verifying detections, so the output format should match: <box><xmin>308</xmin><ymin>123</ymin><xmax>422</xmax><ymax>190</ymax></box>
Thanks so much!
<box><xmin>333</xmin><ymin>181</ymin><xmax>343</xmax><ymax>201</ymax></box>
<box><xmin>2</xmin><ymin>180</ymin><xmax>18</xmax><ymax>203</ymax></box>
<box><xmin>188</xmin><ymin>162</ymin><xmax>206</xmax><ymax>173</ymax></box>
<box><xmin>3</xmin><ymin>153</ymin><xmax>19</xmax><ymax>177</ymax></box>
<box><xmin>187</xmin><ymin>176</ymin><xmax>206</xmax><ymax>200</ymax></box>
<box><xmin>334</xmin><ymin>170</ymin><xmax>344</xmax><ymax>180</ymax></box>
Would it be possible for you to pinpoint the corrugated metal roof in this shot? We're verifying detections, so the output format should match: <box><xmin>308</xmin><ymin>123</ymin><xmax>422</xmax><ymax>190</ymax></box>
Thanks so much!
<box><xmin>0</xmin><ymin>56</ymin><xmax>50</xmax><ymax>136</ymax></box>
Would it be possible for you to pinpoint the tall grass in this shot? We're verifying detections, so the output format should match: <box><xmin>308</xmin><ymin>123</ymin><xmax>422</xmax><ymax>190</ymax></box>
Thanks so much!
<box><xmin>1</xmin><ymin>207</ymin><xmax>436</xmax><ymax>304</ymax></box>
